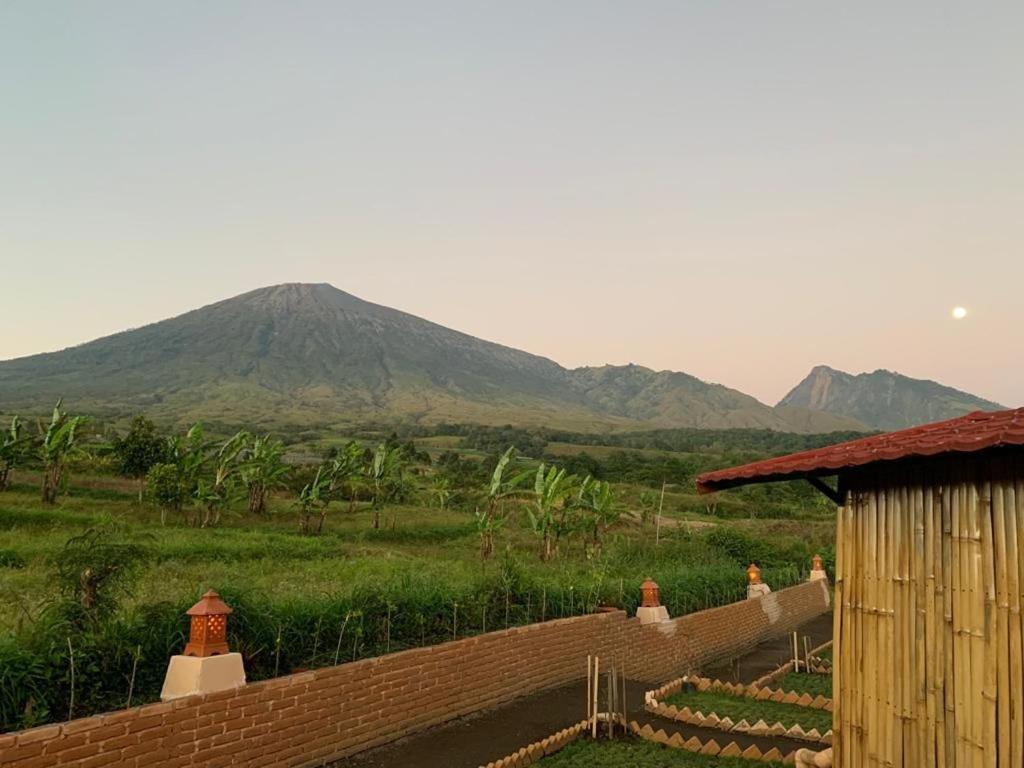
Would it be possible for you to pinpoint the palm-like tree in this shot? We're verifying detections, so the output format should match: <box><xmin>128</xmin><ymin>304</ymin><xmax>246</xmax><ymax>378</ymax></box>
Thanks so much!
<box><xmin>527</xmin><ymin>463</ymin><xmax>579</xmax><ymax>561</ymax></box>
<box><xmin>367</xmin><ymin>443</ymin><xmax>406</xmax><ymax>530</ymax></box>
<box><xmin>241</xmin><ymin>435</ymin><xmax>289</xmax><ymax>516</ymax></box>
<box><xmin>296</xmin><ymin>466</ymin><xmax>331</xmax><ymax>534</ymax></box>
<box><xmin>0</xmin><ymin>415</ymin><xmax>28</xmax><ymax>492</ymax></box>
<box><xmin>476</xmin><ymin>447</ymin><xmax>527</xmax><ymax>558</ymax></box>
<box><xmin>195</xmin><ymin>430</ymin><xmax>249</xmax><ymax>527</ymax></box>
<box><xmin>39</xmin><ymin>400</ymin><xmax>90</xmax><ymax>504</ymax></box>
<box><xmin>328</xmin><ymin>441</ymin><xmax>365</xmax><ymax>514</ymax></box>
<box><xmin>576</xmin><ymin>477</ymin><xmax>620</xmax><ymax>555</ymax></box>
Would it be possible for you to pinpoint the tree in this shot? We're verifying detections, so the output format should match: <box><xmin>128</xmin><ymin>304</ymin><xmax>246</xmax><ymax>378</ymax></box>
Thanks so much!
<box><xmin>193</xmin><ymin>430</ymin><xmax>249</xmax><ymax>528</ymax></box>
<box><xmin>0</xmin><ymin>416</ymin><xmax>28</xmax><ymax>492</ymax></box>
<box><xmin>39</xmin><ymin>401</ymin><xmax>89</xmax><ymax>505</ymax></box>
<box><xmin>52</xmin><ymin>528</ymin><xmax>149</xmax><ymax>624</ymax></box>
<box><xmin>366</xmin><ymin>443</ymin><xmax>407</xmax><ymax>530</ymax></box>
<box><xmin>327</xmin><ymin>441</ymin><xmax>364</xmax><ymax>514</ymax></box>
<box><xmin>145</xmin><ymin>463</ymin><xmax>185</xmax><ymax>524</ymax></box>
<box><xmin>476</xmin><ymin>447</ymin><xmax>527</xmax><ymax>558</ymax></box>
<box><xmin>576</xmin><ymin>477</ymin><xmax>620</xmax><ymax>556</ymax></box>
<box><xmin>240</xmin><ymin>435</ymin><xmax>289</xmax><ymax>516</ymax></box>
<box><xmin>165</xmin><ymin>424</ymin><xmax>208</xmax><ymax>525</ymax></box>
<box><xmin>296</xmin><ymin>466</ymin><xmax>331</xmax><ymax>535</ymax></box>
<box><xmin>431</xmin><ymin>475</ymin><xmax>453</xmax><ymax>511</ymax></box>
<box><xmin>526</xmin><ymin>463</ymin><xmax>579</xmax><ymax>561</ymax></box>
<box><xmin>112</xmin><ymin>415</ymin><xmax>167</xmax><ymax>502</ymax></box>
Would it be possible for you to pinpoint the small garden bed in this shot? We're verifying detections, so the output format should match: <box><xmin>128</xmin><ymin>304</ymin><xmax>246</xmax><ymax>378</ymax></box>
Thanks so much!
<box><xmin>777</xmin><ymin>672</ymin><xmax>832</xmax><ymax>698</ymax></box>
<box><xmin>662</xmin><ymin>690</ymin><xmax>833</xmax><ymax>734</ymax></box>
<box><xmin>534</xmin><ymin>738</ymin><xmax>785</xmax><ymax>767</ymax></box>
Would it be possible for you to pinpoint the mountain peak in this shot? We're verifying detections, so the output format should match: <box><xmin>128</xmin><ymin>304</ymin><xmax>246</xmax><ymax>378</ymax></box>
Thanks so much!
<box><xmin>780</xmin><ymin>366</ymin><xmax>1006</xmax><ymax>430</ymax></box>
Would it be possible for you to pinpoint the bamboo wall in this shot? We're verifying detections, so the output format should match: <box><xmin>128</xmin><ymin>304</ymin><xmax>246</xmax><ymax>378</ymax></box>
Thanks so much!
<box><xmin>833</xmin><ymin>452</ymin><xmax>1024</xmax><ymax>767</ymax></box>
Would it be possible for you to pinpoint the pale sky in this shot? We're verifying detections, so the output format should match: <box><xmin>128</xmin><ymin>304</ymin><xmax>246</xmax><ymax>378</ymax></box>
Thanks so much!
<box><xmin>2</xmin><ymin>1</ymin><xmax>1021</xmax><ymax>407</ymax></box>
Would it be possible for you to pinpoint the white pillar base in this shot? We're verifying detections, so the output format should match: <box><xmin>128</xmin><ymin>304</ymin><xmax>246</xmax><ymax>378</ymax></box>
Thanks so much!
<box><xmin>160</xmin><ymin>653</ymin><xmax>246</xmax><ymax>701</ymax></box>
<box><xmin>809</xmin><ymin>570</ymin><xmax>828</xmax><ymax>582</ymax></box>
<box><xmin>747</xmin><ymin>583</ymin><xmax>772</xmax><ymax>600</ymax></box>
<box><xmin>636</xmin><ymin>605</ymin><xmax>670</xmax><ymax>625</ymax></box>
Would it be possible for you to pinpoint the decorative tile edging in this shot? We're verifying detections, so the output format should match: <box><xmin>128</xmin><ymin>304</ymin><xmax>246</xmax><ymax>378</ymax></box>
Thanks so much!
<box><xmin>644</xmin><ymin>672</ymin><xmax>833</xmax><ymax>746</ymax></box>
<box><xmin>750</xmin><ymin>640</ymin><xmax>833</xmax><ymax>689</ymax></box>
<box><xmin>479</xmin><ymin>720</ymin><xmax>589</xmax><ymax>768</ymax></box>
<box><xmin>628</xmin><ymin>720</ymin><xmax>797</xmax><ymax>764</ymax></box>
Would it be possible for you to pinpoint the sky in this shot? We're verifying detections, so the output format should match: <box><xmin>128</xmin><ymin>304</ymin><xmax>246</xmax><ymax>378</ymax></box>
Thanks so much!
<box><xmin>2</xmin><ymin>1</ymin><xmax>1022</xmax><ymax>407</ymax></box>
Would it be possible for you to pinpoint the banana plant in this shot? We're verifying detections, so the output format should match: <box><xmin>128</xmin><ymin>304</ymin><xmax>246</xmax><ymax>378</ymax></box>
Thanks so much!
<box><xmin>477</xmin><ymin>447</ymin><xmax>529</xmax><ymax>558</ymax></box>
<box><xmin>196</xmin><ymin>430</ymin><xmax>250</xmax><ymax>527</ymax></box>
<box><xmin>296</xmin><ymin>466</ymin><xmax>331</xmax><ymax>535</ymax></box>
<box><xmin>0</xmin><ymin>415</ymin><xmax>28</xmax><ymax>492</ymax></box>
<box><xmin>328</xmin><ymin>441</ymin><xmax>365</xmax><ymax>514</ymax></box>
<box><xmin>240</xmin><ymin>434</ymin><xmax>289</xmax><ymax>516</ymax></box>
<box><xmin>526</xmin><ymin>462</ymin><xmax>579</xmax><ymax>561</ymax></box>
<box><xmin>366</xmin><ymin>443</ymin><xmax>406</xmax><ymax>530</ymax></box>
<box><xmin>38</xmin><ymin>400</ymin><xmax>90</xmax><ymax>504</ymax></box>
<box><xmin>576</xmin><ymin>477</ymin><xmax>620</xmax><ymax>556</ymax></box>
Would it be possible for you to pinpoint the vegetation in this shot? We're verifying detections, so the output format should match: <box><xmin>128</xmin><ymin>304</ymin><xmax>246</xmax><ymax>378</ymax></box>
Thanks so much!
<box><xmin>0</xmin><ymin>416</ymin><xmax>28</xmax><ymax>491</ymax></box>
<box><xmin>38</xmin><ymin>401</ymin><xmax>89</xmax><ymax>504</ymax></box>
<box><xmin>538</xmin><ymin>738</ymin><xmax>785</xmax><ymax>767</ymax></box>
<box><xmin>662</xmin><ymin>689</ymin><xmax>833</xmax><ymax>733</ymax></box>
<box><xmin>0</xmin><ymin>404</ymin><xmax>838</xmax><ymax>731</ymax></box>
<box><xmin>778</xmin><ymin>671</ymin><xmax>832</xmax><ymax>698</ymax></box>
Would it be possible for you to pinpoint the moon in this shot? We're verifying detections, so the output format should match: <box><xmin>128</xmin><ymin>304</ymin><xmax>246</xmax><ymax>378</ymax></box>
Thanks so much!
<box><xmin>952</xmin><ymin>306</ymin><xmax>968</xmax><ymax>320</ymax></box>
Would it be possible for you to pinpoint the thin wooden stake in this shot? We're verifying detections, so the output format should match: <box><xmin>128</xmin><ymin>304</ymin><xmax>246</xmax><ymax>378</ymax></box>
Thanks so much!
<box><xmin>592</xmin><ymin>656</ymin><xmax>600</xmax><ymax>739</ymax></box>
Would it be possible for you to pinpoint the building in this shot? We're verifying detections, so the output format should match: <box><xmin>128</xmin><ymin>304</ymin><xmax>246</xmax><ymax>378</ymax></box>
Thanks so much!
<box><xmin>697</xmin><ymin>408</ymin><xmax>1024</xmax><ymax>768</ymax></box>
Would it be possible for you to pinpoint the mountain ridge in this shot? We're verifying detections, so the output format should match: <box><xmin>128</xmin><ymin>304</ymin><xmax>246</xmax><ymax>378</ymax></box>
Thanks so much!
<box><xmin>0</xmin><ymin>283</ymin><xmax>998</xmax><ymax>433</ymax></box>
<box><xmin>779</xmin><ymin>364</ymin><xmax>1006</xmax><ymax>431</ymax></box>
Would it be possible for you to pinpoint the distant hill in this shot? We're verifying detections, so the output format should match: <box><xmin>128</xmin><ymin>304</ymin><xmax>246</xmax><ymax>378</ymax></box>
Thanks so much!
<box><xmin>778</xmin><ymin>365</ymin><xmax>1006</xmax><ymax>430</ymax></box>
<box><xmin>0</xmin><ymin>283</ymin><xmax>862</xmax><ymax>433</ymax></box>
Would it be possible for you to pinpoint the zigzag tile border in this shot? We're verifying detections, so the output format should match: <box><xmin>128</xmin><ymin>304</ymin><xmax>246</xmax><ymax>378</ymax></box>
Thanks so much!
<box><xmin>750</xmin><ymin>640</ymin><xmax>833</xmax><ymax>689</ymax></box>
<box><xmin>629</xmin><ymin>720</ymin><xmax>798</xmax><ymax>764</ymax></box>
<box><xmin>479</xmin><ymin>719</ymin><xmax>590</xmax><ymax>768</ymax></box>
<box><xmin>644</xmin><ymin>671</ymin><xmax>834</xmax><ymax>746</ymax></box>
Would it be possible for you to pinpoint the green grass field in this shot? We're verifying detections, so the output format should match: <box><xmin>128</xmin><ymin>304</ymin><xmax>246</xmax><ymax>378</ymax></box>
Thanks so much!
<box><xmin>662</xmin><ymin>690</ymin><xmax>833</xmax><ymax>733</ymax></box>
<box><xmin>0</xmin><ymin>466</ymin><xmax>828</xmax><ymax>731</ymax></box>
<box><xmin>778</xmin><ymin>672</ymin><xmax>832</xmax><ymax>698</ymax></box>
<box><xmin>538</xmin><ymin>738</ymin><xmax>785</xmax><ymax>767</ymax></box>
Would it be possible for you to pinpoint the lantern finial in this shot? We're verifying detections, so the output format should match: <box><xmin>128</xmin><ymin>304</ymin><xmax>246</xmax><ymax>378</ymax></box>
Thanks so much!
<box><xmin>640</xmin><ymin>578</ymin><xmax>661</xmax><ymax>608</ymax></box>
<box><xmin>184</xmin><ymin>590</ymin><xmax>233</xmax><ymax>657</ymax></box>
<box><xmin>747</xmin><ymin>563</ymin><xmax>762</xmax><ymax>585</ymax></box>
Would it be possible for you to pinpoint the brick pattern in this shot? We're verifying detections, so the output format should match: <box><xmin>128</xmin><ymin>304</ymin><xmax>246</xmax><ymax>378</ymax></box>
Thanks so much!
<box><xmin>0</xmin><ymin>580</ymin><xmax>829</xmax><ymax>768</ymax></box>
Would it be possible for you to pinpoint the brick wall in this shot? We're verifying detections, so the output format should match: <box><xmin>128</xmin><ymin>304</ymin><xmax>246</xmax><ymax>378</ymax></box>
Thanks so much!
<box><xmin>0</xmin><ymin>580</ymin><xmax>829</xmax><ymax>768</ymax></box>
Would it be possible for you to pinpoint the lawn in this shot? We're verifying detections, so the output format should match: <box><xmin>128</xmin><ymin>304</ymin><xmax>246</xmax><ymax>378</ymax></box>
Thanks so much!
<box><xmin>662</xmin><ymin>690</ymin><xmax>833</xmax><ymax>734</ymax></box>
<box><xmin>778</xmin><ymin>672</ymin><xmax>832</xmax><ymax>698</ymax></box>
<box><xmin>538</xmin><ymin>738</ymin><xmax>785</xmax><ymax>767</ymax></box>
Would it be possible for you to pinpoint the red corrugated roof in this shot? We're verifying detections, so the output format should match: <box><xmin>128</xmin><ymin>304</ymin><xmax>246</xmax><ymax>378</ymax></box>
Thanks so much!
<box><xmin>696</xmin><ymin>407</ymin><xmax>1024</xmax><ymax>494</ymax></box>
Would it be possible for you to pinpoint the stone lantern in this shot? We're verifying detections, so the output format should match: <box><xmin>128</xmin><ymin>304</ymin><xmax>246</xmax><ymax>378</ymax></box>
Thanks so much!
<box><xmin>809</xmin><ymin>554</ymin><xmax>827</xmax><ymax>582</ymax></box>
<box><xmin>747</xmin><ymin>563</ymin><xmax>771</xmax><ymax>599</ymax></box>
<box><xmin>636</xmin><ymin>577</ymin><xmax>670</xmax><ymax>625</ymax></box>
<box><xmin>184</xmin><ymin>590</ymin><xmax>233</xmax><ymax>657</ymax></box>
<box><xmin>161</xmin><ymin>589</ymin><xmax>246</xmax><ymax>701</ymax></box>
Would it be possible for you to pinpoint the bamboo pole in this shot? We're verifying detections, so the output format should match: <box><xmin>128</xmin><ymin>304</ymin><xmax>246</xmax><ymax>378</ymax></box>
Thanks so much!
<box><xmin>951</xmin><ymin>476</ymin><xmax>966</xmax><ymax>765</ymax></box>
<box><xmin>913</xmin><ymin>481</ymin><xmax>929</xmax><ymax>766</ymax></box>
<box><xmin>1005</xmin><ymin>472</ymin><xmax>1023</xmax><ymax>768</ymax></box>
<box><xmin>968</xmin><ymin>480</ymin><xmax>986</xmax><ymax>767</ymax></box>
<box><xmin>864</xmin><ymin>488</ymin><xmax>877</xmax><ymax>768</ymax></box>
<box><xmin>992</xmin><ymin>475</ymin><xmax>1010</xmax><ymax>766</ymax></box>
<box><xmin>924</xmin><ymin>483</ymin><xmax>941</xmax><ymax>768</ymax></box>
<box><xmin>941</xmin><ymin>479</ymin><xmax>956</xmax><ymax>768</ymax></box>
<box><xmin>833</xmin><ymin>499</ymin><xmax>847</xmax><ymax>767</ymax></box>
<box><xmin>592</xmin><ymin>656</ymin><xmax>599</xmax><ymax>739</ymax></box>
<box><xmin>587</xmin><ymin>654</ymin><xmax>592</xmax><ymax>726</ymax></box>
